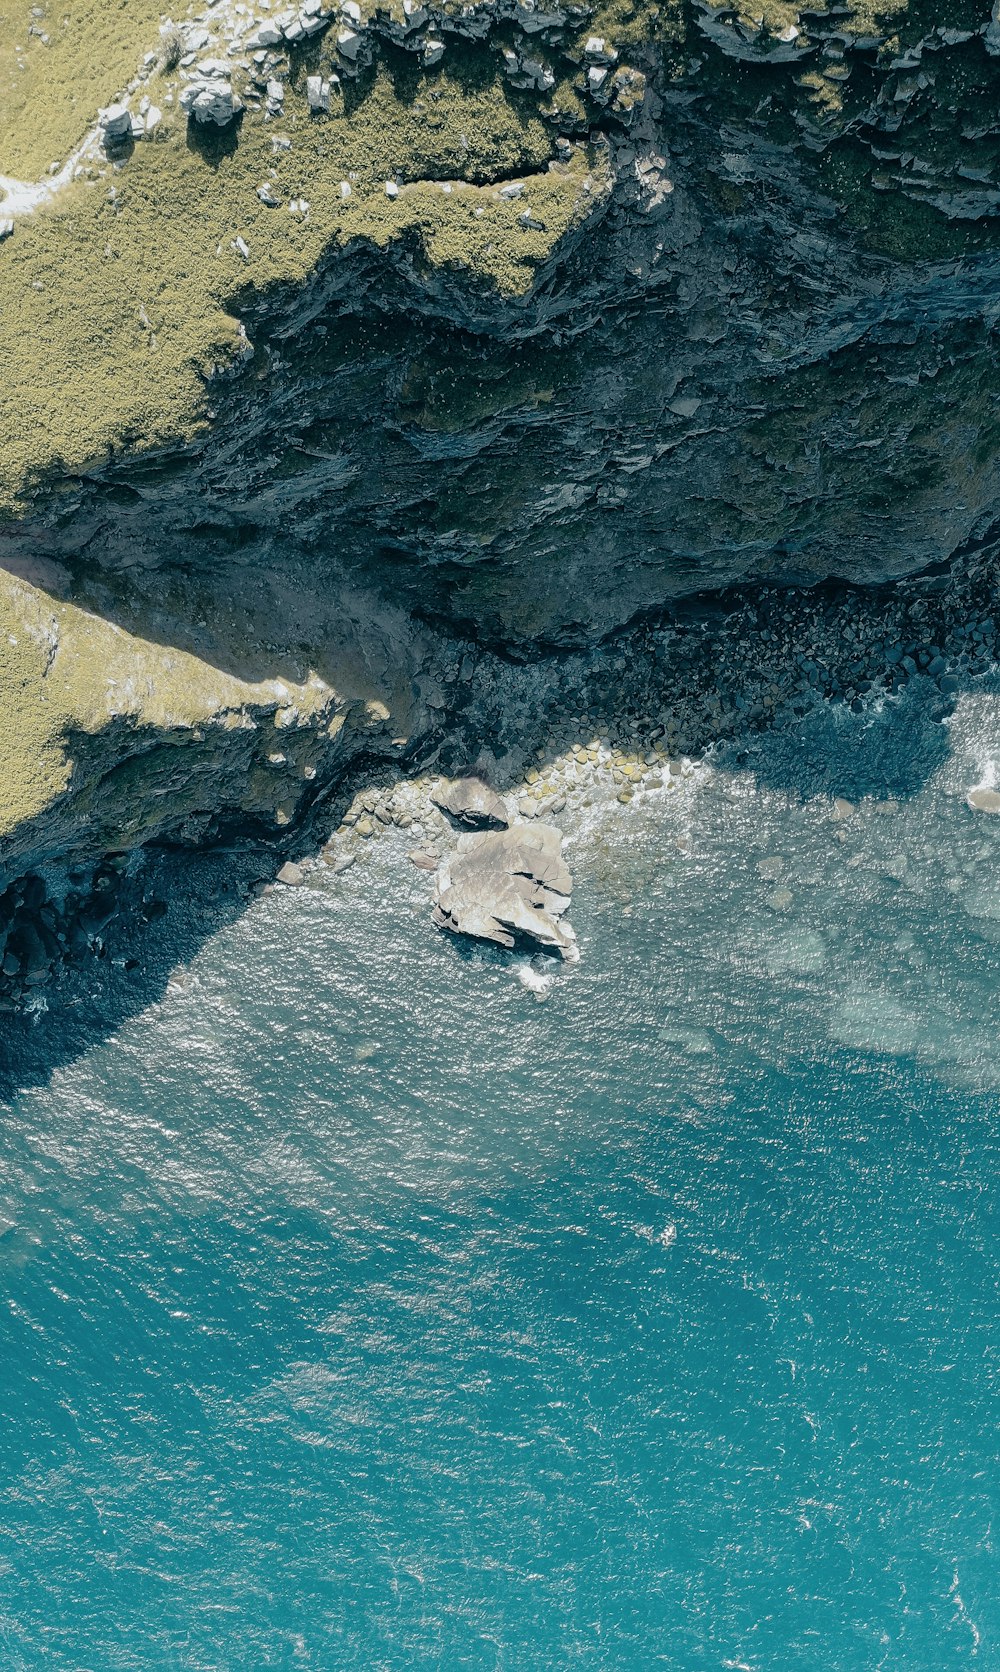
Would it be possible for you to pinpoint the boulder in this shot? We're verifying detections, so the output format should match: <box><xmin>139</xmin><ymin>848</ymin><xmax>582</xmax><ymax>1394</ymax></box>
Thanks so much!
<box><xmin>99</xmin><ymin>103</ymin><xmax>133</xmax><ymax>141</ymax></box>
<box><xmin>433</xmin><ymin>822</ymin><xmax>576</xmax><ymax>957</ymax></box>
<box><xmin>305</xmin><ymin>74</ymin><xmax>333</xmax><ymax>112</ymax></box>
<box><xmin>431</xmin><ymin>776</ymin><xmax>509</xmax><ymax>829</ymax></box>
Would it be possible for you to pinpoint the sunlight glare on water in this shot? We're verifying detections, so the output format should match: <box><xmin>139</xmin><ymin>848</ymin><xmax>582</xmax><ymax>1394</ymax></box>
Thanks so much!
<box><xmin>0</xmin><ymin>685</ymin><xmax>997</xmax><ymax>1669</ymax></box>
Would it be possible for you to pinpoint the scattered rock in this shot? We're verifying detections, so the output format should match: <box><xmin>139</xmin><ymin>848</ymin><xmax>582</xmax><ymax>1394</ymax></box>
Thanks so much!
<box><xmin>277</xmin><ymin>861</ymin><xmax>304</xmax><ymax>886</ymax></box>
<box><xmin>433</xmin><ymin>822</ymin><xmax>576</xmax><ymax>957</ymax></box>
<box><xmin>408</xmin><ymin>849</ymin><xmax>439</xmax><ymax>870</ymax></box>
<box><xmin>180</xmin><ymin>61</ymin><xmax>243</xmax><ymax>126</ymax></box>
<box><xmin>968</xmin><ymin>786</ymin><xmax>1000</xmax><ymax>813</ymax></box>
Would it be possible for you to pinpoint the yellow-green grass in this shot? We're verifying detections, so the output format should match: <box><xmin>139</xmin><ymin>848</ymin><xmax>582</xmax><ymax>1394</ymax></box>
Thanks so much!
<box><xmin>0</xmin><ymin>0</ymin><xmax>170</xmax><ymax>179</ymax></box>
<box><xmin>0</xmin><ymin>569</ymin><xmax>340</xmax><ymax>838</ymax></box>
<box><xmin>0</xmin><ymin>67</ymin><xmax>607</xmax><ymax>510</ymax></box>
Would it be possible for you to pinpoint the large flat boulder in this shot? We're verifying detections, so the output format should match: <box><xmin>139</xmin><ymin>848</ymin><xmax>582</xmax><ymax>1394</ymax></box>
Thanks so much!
<box><xmin>432</xmin><ymin>822</ymin><xmax>576</xmax><ymax>957</ymax></box>
<box><xmin>431</xmin><ymin>776</ymin><xmax>510</xmax><ymax>830</ymax></box>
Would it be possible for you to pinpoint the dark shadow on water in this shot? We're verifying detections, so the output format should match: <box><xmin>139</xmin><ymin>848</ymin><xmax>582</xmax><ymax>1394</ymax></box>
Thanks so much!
<box><xmin>718</xmin><ymin>680</ymin><xmax>955</xmax><ymax>801</ymax></box>
<box><xmin>0</xmin><ymin>844</ymin><xmax>273</xmax><ymax>1103</ymax></box>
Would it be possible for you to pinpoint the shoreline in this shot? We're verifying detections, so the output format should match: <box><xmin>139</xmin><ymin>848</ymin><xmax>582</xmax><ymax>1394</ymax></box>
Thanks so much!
<box><xmin>0</xmin><ymin>549</ymin><xmax>998</xmax><ymax>1027</ymax></box>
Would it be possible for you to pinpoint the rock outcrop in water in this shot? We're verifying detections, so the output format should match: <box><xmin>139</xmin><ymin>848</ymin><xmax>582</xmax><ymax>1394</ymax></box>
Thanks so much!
<box><xmin>433</xmin><ymin>822</ymin><xmax>576</xmax><ymax>956</ymax></box>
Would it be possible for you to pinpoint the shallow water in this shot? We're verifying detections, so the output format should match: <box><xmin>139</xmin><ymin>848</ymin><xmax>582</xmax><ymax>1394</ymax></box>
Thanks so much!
<box><xmin>0</xmin><ymin>687</ymin><xmax>997</xmax><ymax>1669</ymax></box>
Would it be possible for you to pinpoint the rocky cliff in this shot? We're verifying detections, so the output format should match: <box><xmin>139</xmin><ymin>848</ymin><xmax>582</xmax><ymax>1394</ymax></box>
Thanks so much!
<box><xmin>1</xmin><ymin>0</ymin><xmax>1000</xmax><ymax>998</ymax></box>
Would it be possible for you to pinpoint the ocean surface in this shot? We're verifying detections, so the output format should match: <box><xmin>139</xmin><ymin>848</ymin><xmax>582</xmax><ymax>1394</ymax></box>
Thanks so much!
<box><xmin>0</xmin><ymin>684</ymin><xmax>997</xmax><ymax>1670</ymax></box>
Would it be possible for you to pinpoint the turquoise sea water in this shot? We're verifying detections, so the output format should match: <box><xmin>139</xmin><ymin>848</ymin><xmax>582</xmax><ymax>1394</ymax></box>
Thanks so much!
<box><xmin>0</xmin><ymin>687</ymin><xmax>997</xmax><ymax>1669</ymax></box>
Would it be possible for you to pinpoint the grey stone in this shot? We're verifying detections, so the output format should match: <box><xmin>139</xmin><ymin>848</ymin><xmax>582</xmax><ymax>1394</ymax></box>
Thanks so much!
<box><xmin>433</xmin><ymin>822</ymin><xmax>576</xmax><ymax>957</ymax></box>
<box><xmin>99</xmin><ymin>103</ymin><xmax>133</xmax><ymax>140</ymax></box>
<box><xmin>306</xmin><ymin>74</ymin><xmax>332</xmax><ymax>112</ymax></box>
<box><xmin>430</xmin><ymin>776</ymin><xmax>510</xmax><ymax>830</ymax></box>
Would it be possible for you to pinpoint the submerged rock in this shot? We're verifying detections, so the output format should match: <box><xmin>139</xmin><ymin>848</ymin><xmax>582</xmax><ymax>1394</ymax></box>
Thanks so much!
<box><xmin>433</xmin><ymin>822</ymin><xmax>576</xmax><ymax>957</ymax></box>
<box><xmin>431</xmin><ymin>777</ymin><xmax>510</xmax><ymax>830</ymax></box>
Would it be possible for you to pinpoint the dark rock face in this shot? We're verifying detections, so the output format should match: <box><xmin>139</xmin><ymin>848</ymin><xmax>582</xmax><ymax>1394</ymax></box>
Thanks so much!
<box><xmin>17</xmin><ymin>23</ymin><xmax>1000</xmax><ymax>652</ymax></box>
<box><xmin>433</xmin><ymin>822</ymin><xmax>576</xmax><ymax>955</ymax></box>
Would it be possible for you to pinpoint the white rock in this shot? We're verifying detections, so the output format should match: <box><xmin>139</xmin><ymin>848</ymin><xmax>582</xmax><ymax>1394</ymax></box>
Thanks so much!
<box><xmin>337</xmin><ymin>25</ymin><xmax>360</xmax><ymax>55</ymax></box>
<box><xmin>423</xmin><ymin>36</ymin><xmax>445</xmax><ymax>62</ymax></box>
<box><xmin>384</xmin><ymin>179</ymin><xmax>399</xmax><ymax>197</ymax></box>
<box><xmin>99</xmin><ymin>102</ymin><xmax>133</xmax><ymax>139</ymax></box>
<box><xmin>339</xmin><ymin>179</ymin><xmax>352</xmax><ymax>197</ymax></box>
